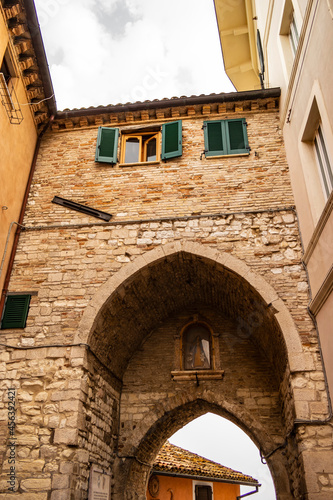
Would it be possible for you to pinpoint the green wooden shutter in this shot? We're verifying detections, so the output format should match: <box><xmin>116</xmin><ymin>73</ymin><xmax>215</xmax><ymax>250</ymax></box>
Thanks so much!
<box><xmin>161</xmin><ymin>120</ymin><xmax>182</xmax><ymax>159</ymax></box>
<box><xmin>95</xmin><ymin>127</ymin><xmax>119</xmax><ymax>164</ymax></box>
<box><xmin>204</xmin><ymin>120</ymin><xmax>227</xmax><ymax>156</ymax></box>
<box><xmin>226</xmin><ymin>118</ymin><xmax>249</xmax><ymax>154</ymax></box>
<box><xmin>1</xmin><ymin>295</ymin><xmax>31</xmax><ymax>329</ymax></box>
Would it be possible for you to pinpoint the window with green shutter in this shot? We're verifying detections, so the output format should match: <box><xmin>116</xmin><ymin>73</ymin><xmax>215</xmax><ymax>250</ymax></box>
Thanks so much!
<box><xmin>95</xmin><ymin>127</ymin><xmax>119</xmax><ymax>164</ymax></box>
<box><xmin>1</xmin><ymin>295</ymin><xmax>31</xmax><ymax>329</ymax></box>
<box><xmin>96</xmin><ymin>121</ymin><xmax>182</xmax><ymax>165</ymax></box>
<box><xmin>161</xmin><ymin>120</ymin><xmax>182</xmax><ymax>160</ymax></box>
<box><xmin>204</xmin><ymin>118</ymin><xmax>249</xmax><ymax>157</ymax></box>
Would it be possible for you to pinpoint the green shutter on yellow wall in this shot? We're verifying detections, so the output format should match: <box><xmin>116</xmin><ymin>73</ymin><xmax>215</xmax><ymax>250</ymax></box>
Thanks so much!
<box><xmin>1</xmin><ymin>295</ymin><xmax>31</xmax><ymax>329</ymax></box>
<box><xmin>95</xmin><ymin>127</ymin><xmax>119</xmax><ymax>164</ymax></box>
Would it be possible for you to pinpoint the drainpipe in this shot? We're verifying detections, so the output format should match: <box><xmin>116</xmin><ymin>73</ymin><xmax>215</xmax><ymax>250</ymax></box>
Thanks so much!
<box><xmin>237</xmin><ymin>485</ymin><xmax>260</xmax><ymax>499</ymax></box>
<box><xmin>0</xmin><ymin>116</ymin><xmax>54</xmax><ymax>320</ymax></box>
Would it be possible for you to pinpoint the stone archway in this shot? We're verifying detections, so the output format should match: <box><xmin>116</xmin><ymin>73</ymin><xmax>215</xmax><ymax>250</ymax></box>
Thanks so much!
<box><xmin>76</xmin><ymin>241</ymin><xmax>307</xmax><ymax>374</ymax></box>
<box><xmin>76</xmin><ymin>241</ymin><xmax>324</xmax><ymax>500</ymax></box>
<box><xmin>114</xmin><ymin>398</ymin><xmax>291</xmax><ymax>500</ymax></box>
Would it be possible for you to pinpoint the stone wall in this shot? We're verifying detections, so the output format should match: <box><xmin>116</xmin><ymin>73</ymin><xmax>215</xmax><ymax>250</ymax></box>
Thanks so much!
<box><xmin>0</xmin><ymin>96</ymin><xmax>332</xmax><ymax>499</ymax></box>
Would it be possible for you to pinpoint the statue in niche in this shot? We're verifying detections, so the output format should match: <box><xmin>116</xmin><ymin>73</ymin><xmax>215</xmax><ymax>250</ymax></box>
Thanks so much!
<box><xmin>183</xmin><ymin>323</ymin><xmax>211</xmax><ymax>370</ymax></box>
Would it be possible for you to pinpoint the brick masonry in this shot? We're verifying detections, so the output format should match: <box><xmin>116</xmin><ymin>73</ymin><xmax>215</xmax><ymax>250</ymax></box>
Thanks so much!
<box><xmin>0</xmin><ymin>96</ymin><xmax>332</xmax><ymax>500</ymax></box>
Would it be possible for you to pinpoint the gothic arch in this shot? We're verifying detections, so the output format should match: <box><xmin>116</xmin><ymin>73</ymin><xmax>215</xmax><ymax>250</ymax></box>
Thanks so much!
<box><xmin>113</xmin><ymin>397</ymin><xmax>291</xmax><ymax>500</ymax></box>
<box><xmin>76</xmin><ymin>241</ymin><xmax>306</xmax><ymax>372</ymax></box>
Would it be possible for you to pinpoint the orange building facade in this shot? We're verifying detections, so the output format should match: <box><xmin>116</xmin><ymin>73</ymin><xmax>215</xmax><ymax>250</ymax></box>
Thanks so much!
<box><xmin>146</xmin><ymin>443</ymin><xmax>259</xmax><ymax>500</ymax></box>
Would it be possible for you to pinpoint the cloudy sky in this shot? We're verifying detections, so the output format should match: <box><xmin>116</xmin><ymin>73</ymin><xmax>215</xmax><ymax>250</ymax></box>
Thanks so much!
<box><xmin>34</xmin><ymin>0</ymin><xmax>234</xmax><ymax>110</ymax></box>
<box><xmin>33</xmin><ymin>1</ymin><xmax>275</xmax><ymax>498</ymax></box>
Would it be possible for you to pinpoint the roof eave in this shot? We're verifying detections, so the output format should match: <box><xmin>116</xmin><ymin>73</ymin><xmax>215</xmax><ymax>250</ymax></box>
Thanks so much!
<box><xmin>23</xmin><ymin>0</ymin><xmax>57</xmax><ymax>115</ymax></box>
<box><xmin>152</xmin><ymin>469</ymin><xmax>260</xmax><ymax>488</ymax></box>
<box><xmin>55</xmin><ymin>88</ymin><xmax>281</xmax><ymax>119</ymax></box>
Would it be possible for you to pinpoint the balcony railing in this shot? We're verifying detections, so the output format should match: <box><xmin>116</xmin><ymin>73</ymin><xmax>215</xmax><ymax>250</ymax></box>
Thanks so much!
<box><xmin>0</xmin><ymin>72</ymin><xmax>23</xmax><ymax>124</ymax></box>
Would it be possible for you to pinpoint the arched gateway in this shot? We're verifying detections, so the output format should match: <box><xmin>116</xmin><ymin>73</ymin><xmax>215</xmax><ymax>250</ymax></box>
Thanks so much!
<box><xmin>2</xmin><ymin>91</ymin><xmax>332</xmax><ymax>500</ymax></box>
<box><xmin>75</xmin><ymin>242</ymin><xmax>328</xmax><ymax>500</ymax></box>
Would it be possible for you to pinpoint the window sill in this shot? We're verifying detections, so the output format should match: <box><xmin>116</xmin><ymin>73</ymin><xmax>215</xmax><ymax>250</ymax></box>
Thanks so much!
<box><xmin>205</xmin><ymin>153</ymin><xmax>250</xmax><ymax>159</ymax></box>
<box><xmin>119</xmin><ymin>160</ymin><xmax>160</xmax><ymax>167</ymax></box>
<box><xmin>171</xmin><ymin>370</ymin><xmax>224</xmax><ymax>381</ymax></box>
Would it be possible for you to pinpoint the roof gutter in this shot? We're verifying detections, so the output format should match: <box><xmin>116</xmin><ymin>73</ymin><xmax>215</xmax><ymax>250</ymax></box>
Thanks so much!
<box><xmin>237</xmin><ymin>485</ymin><xmax>260</xmax><ymax>499</ymax></box>
<box><xmin>56</xmin><ymin>88</ymin><xmax>281</xmax><ymax>119</ymax></box>
<box><xmin>23</xmin><ymin>0</ymin><xmax>57</xmax><ymax>115</ymax></box>
<box><xmin>152</xmin><ymin>470</ymin><xmax>260</xmax><ymax>488</ymax></box>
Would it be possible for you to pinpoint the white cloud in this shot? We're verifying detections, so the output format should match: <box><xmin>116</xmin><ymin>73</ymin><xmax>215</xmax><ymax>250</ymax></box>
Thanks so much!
<box><xmin>35</xmin><ymin>0</ymin><xmax>234</xmax><ymax>110</ymax></box>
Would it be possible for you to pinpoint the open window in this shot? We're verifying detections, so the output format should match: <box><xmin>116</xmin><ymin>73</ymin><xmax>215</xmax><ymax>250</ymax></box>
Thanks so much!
<box><xmin>0</xmin><ymin>46</ymin><xmax>23</xmax><ymax>124</ymax></box>
<box><xmin>95</xmin><ymin>120</ymin><xmax>182</xmax><ymax>165</ymax></box>
<box><xmin>120</xmin><ymin>131</ymin><xmax>160</xmax><ymax>164</ymax></box>
<box><xmin>204</xmin><ymin>118</ymin><xmax>249</xmax><ymax>157</ymax></box>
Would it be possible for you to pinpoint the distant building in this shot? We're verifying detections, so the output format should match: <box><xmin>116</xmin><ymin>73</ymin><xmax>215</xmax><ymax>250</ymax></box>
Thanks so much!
<box><xmin>0</xmin><ymin>0</ymin><xmax>55</xmax><ymax>315</ymax></box>
<box><xmin>214</xmin><ymin>0</ymin><xmax>333</xmax><ymax>397</ymax></box>
<box><xmin>148</xmin><ymin>442</ymin><xmax>259</xmax><ymax>500</ymax></box>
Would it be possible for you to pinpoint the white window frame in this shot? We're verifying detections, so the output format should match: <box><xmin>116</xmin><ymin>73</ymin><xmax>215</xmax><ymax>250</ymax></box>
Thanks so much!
<box><xmin>314</xmin><ymin>125</ymin><xmax>333</xmax><ymax>199</ymax></box>
<box><xmin>289</xmin><ymin>13</ymin><xmax>299</xmax><ymax>57</ymax></box>
<box><xmin>299</xmin><ymin>82</ymin><xmax>333</xmax><ymax>223</ymax></box>
<box><xmin>279</xmin><ymin>0</ymin><xmax>302</xmax><ymax>80</ymax></box>
<box><xmin>192</xmin><ymin>481</ymin><xmax>213</xmax><ymax>500</ymax></box>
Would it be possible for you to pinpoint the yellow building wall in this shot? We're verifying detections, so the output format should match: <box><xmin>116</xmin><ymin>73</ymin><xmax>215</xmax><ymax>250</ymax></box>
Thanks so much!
<box><xmin>0</xmin><ymin>9</ymin><xmax>38</xmax><ymax>295</ymax></box>
<box><xmin>146</xmin><ymin>475</ymin><xmax>240</xmax><ymax>500</ymax></box>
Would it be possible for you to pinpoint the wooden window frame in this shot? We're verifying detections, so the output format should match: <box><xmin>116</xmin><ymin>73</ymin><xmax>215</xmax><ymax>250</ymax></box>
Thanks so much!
<box><xmin>120</xmin><ymin>131</ymin><xmax>161</xmax><ymax>165</ymax></box>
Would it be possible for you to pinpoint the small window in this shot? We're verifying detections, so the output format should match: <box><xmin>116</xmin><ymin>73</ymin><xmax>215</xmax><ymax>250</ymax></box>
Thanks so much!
<box><xmin>314</xmin><ymin>125</ymin><xmax>333</xmax><ymax>199</ymax></box>
<box><xmin>183</xmin><ymin>322</ymin><xmax>211</xmax><ymax>370</ymax></box>
<box><xmin>1</xmin><ymin>295</ymin><xmax>31</xmax><ymax>329</ymax></box>
<box><xmin>95</xmin><ymin>120</ymin><xmax>182</xmax><ymax>165</ymax></box>
<box><xmin>121</xmin><ymin>132</ymin><xmax>160</xmax><ymax>164</ymax></box>
<box><xmin>204</xmin><ymin>119</ymin><xmax>249</xmax><ymax>157</ymax></box>
<box><xmin>289</xmin><ymin>14</ymin><xmax>299</xmax><ymax>57</ymax></box>
<box><xmin>0</xmin><ymin>47</ymin><xmax>15</xmax><ymax>84</ymax></box>
<box><xmin>195</xmin><ymin>485</ymin><xmax>212</xmax><ymax>500</ymax></box>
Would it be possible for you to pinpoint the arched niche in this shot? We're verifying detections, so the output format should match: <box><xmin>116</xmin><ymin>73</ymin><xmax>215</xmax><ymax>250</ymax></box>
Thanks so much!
<box><xmin>76</xmin><ymin>241</ymin><xmax>305</xmax><ymax>382</ymax></box>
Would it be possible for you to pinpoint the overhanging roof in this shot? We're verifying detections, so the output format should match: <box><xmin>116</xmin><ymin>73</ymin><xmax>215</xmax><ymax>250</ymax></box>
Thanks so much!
<box><xmin>153</xmin><ymin>442</ymin><xmax>259</xmax><ymax>487</ymax></box>
<box><xmin>214</xmin><ymin>0</ymin><xmax>261</xmax><ymax>91</ymax></box>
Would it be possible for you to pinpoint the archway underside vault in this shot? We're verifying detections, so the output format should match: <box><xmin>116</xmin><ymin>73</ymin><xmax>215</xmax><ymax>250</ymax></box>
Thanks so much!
<box><xmin>89</xmin><ymin>251</ymin><xmax>288</xmax><ymax>381</ymax></box>
<box><xmin>83</xmin><ymin>248</ymin><xmax>308</xmax><ymax>500</ymax></box>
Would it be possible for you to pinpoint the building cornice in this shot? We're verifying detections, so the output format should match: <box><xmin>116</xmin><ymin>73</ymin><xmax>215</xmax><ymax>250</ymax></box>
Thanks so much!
<box><xmin>51</xmin><ymin>88</ymin><xmax>281</xmax><ymax>131</ymax></box>
<box><xmin>1</xmin><ymin>0</ymin><xmax>56</xmax><ymax>127</ymax></box>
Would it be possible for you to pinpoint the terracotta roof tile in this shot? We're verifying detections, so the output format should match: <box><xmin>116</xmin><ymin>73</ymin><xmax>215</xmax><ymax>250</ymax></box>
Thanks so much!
<box><xmin>153</xmin><ymin>442</ymin><xmax>259</xmax><ymax>486</ymax></box>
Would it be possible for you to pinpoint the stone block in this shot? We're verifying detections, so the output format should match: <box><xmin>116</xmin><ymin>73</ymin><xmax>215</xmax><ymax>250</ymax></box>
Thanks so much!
<box><xmin>21</xmin><ymin>478</ymin><xmax>51</xmax><ymax>491</ymax></box>
<box><xmin>50</xmin><ymin>489</ymin><xmax>71</xmax><ymax>500</ymax></box>
<box><xmin>52</xmin><ymin>474</ymin><xmax>70</xmax><ymax>489</ymax></box>
<box><xmin>54</xmin><ymin>428</ymin><xmax>78</xmax><ymax>445</ymax></box>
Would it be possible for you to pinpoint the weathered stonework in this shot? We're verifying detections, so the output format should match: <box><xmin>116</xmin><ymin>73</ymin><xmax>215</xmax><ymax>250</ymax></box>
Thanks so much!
<box><xmin>0</xmin><ymin>93</ymin><xmax>332</xmax><ymax>500</ymax></box>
